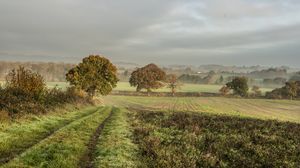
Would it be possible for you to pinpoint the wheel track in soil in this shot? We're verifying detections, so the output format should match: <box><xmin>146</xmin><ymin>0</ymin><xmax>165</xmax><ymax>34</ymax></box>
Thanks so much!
<box><xmin>79</xmin><ymin>107</ymin><xmax>114</xmax><ymax>168</ymax></box>
<box><xmin>0</xmin><ymin>106</ymin><xmax>102</xmax><ymax>165</ymax></box>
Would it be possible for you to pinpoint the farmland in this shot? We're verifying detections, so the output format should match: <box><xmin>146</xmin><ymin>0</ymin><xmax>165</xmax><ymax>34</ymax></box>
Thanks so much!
<box><xmin>0</xmin><ymin>64</ymin><xmax>299</xmax><ymax>167</ymax></box>
<box><xmin>104</xmin><ymin>95</ymin><xmax>300</xmax><ymax>123</ymax></box>
<box><xmin>0</xmin><ymin>95</ymin><xmax>300</xmax><ymax>167</ymax></box>
<box><xmin>2</xmin><ymin>0</ymin><xmax>300</xmax><ymax>166</ymax></box>
<box><xmin>42</xmin><ymin>81</ymin><xmax>274</xmax><ymax>94</ymax></box>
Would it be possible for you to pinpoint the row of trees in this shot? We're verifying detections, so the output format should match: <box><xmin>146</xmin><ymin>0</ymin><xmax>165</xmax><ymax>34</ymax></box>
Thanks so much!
<box><xmin>127</xmin><ymin>64</ymin><xmax>258</xmax><ymax>97</ymax></box>
<box><xmin>218</xmin><ymin>76</ymin><xmax>300</xmax><ymax>99</ymax></box>
<box><xmin>0</xmin><ymin>55</ymin><xmax>119</xmax><ymax>118</ymax></box>
<box><xmin>2</xmin><ymin>54</ymin><xmax>297</xmax><ymax>118</ymax></box>
<box><xmin>56</xmin><ymin>56</ymin><xmax>300</xmax><ymax>99</ymax></box>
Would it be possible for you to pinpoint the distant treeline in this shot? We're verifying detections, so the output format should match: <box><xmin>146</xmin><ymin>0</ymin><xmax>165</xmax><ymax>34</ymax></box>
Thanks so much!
<box><xmin>178</xmin><ymin>72</ymin><xmax>224</xmax><ymax>85</ymax></box>
<box><xmin>249</xmin><ymin>68</ymin><xmax>287</xmax><ymax>78</ymax></box>
<box><xmin>0</xmin><ymin>61</ymin><xmax>74</xmax><ymax>81</ymax></box>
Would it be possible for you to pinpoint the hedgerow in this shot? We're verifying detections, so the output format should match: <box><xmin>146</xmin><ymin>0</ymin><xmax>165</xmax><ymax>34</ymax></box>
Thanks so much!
<box><xmin>0</xmin><ymin>67</ymin><xmax>90</xmax><ymax>118</ymax></box>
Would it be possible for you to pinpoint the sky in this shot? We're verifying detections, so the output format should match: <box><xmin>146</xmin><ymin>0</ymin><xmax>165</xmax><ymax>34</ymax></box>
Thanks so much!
<box><xmin>0</xmin><ymin>0</ymin><xmax>300</xmax><ymax>67</ymax></box>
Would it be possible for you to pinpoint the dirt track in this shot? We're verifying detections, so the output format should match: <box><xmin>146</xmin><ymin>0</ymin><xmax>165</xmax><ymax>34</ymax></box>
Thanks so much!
<box><xmin>79</xmin><ymin>108</ymin><xmax>114</xmax><ymax>168</ymax></box>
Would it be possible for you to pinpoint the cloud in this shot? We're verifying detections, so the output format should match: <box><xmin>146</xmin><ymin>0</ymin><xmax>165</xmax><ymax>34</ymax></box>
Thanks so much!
<box><xmin>0</xmin><ymin>0</ymin><xmax>299</xmax><ymax>66</ymax></box>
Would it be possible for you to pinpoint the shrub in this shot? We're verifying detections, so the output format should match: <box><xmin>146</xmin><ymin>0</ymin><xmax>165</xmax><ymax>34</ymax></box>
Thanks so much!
<box><xmin>5</xmin><ymin>66</ymin><xmax>46</xmax><ymax>101</ymax></box>
<box><xmin>266</xmin><ymin>81</ymin><xmax>300</xmax><ymax>99</ymax></box>
<box><xmin>0</xmin><ymin>67</ymin><xmax>89</xmax><ymax>118</ymax></box>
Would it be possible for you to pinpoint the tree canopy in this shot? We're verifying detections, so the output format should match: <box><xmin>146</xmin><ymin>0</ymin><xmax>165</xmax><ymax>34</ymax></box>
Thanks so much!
<box><xmin>66</xmin><ymin>55</ymin><xmax>118</xmax><ymax>97</ymax></box>
<box><xmin>166</xmin><ymin>74</ymin><xmax>182</xmax><ymax>96</ymax></box>
<box><xmin>129</xmin><ymin>63</ymin><xmax>166</xmax><ymax>93</ymax></box>
<box><xmin>226</xmin><ymin>77</ymin><xmax>249</xmax><ymax>97</ymax></box>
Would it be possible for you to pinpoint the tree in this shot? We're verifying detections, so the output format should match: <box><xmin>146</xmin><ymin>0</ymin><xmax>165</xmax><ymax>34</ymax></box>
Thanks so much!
<box><xmin>166</xmin><ymin>74</ymin><xmax>182</xmax><ymax>96</ymax></box>
<box><xmin>266</xmin><ymin>81</ymin><xmax>299</xmax><ymax>99</ymax></box>
<box><xmin>129</xmin><ymin>63</ymin><xmax>166</xmax><ymax>94</ymax></box>
<box><xmin>66</xmin><ymin>55</ymin><xmax>118</xmax><ymax>98</ymax></box>
<box><xmin>252</xmin><ymin>85</ymin><xmax>262</xmax><ymax>97</ymax></box>
<box><xmin>216</xmin><ymin>75</ymin><xmax>224</xmax><ymax>84</ymax></box>
<box><xmin>219</xmin><ymin>85</ymin><xmax>230</xmax><ymax>96</ymax></box>
<box><xmin>226</xmin><ymin>77</ymin><xmax>249</xmax><ymax>97</ymax></box>
<box><xmin>285</xmin><ymin>81</ymin><xmax>298</xmax><ymax>100</ymax></box>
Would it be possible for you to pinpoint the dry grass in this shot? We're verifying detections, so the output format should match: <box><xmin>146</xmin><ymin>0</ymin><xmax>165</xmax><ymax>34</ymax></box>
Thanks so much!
<box><xmin>104</xmin><ymin>95</ymin><xmax>300</xmax><ymax>123</ymax></box>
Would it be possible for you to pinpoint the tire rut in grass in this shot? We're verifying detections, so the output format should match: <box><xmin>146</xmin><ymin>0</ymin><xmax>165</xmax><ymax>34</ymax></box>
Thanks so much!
<box><xmin>0</xmin><ymin>107</ymin><xmax>101</xmax><ymax>165</ymax></box>
<box><xmin>79</xmin><ymin>107</ymin><xmax>114</xmax><ymax>168</ymax></box>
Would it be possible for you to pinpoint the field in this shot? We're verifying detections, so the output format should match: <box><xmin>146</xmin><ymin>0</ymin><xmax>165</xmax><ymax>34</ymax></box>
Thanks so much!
<box><xmin>0</xmin><ymin>96</ymin><xmax>299</xmax><ymax>167</ymax></box>
<box><xmin>44</xmin><ymin>81</ymin><xmax>274</xmax><ymax>94</ymax></box>
<box><xmin>104</xmin><ymin>95</ymin><xmax>300</xmax><ymax>123</ymax></box>
<box><xmin>1</xmin><ymin>82</ymin><xmax>300</xmax><ymax>167</ymax></box>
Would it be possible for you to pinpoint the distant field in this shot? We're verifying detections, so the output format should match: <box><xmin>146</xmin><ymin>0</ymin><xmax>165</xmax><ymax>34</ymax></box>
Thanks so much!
<box><xmin>114</xmin><ymin>82</ymin><xmax>273</xmax><ymax>94</ymax></box>
<box><xmin>1</xmin><ymin>81</ymin><xmax>273</xmax><ymax>94</ymax></box>
<box><xmin>104</xmin><ymin>95</ymin><xmax>300</xmax><ymax>123</ymax></box>
<box><xmin>46</xmin><ymin>82</ymin><xmax>69</xmax><ymax>89</ymax></box>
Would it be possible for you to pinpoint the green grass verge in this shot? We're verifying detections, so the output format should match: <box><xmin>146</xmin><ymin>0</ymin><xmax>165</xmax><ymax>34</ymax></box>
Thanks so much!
<box><xmin>94</xmin><ymin>107</ymin><xmax>140</xmax><ymax>168</ymax></box>
<box><xmin>0</xmin><ymin>105</ymin><xmax>99</xmax><ymax>163</ymax></box>
<box><xmin>1</xmin><ymin>106</ymin><xmax>112</xmax><ymax>168</ymax></box>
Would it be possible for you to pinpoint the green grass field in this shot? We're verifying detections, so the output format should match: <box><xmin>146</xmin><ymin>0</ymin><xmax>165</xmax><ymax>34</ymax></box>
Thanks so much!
<box><xmin>113</xmin><ymin>82</ymin><xmax>273</xmax><ymax>94</ymax></box>
<box><xmin>1</xmin><ymin>81</ymin><xmax>273</xmax><ymax>94</ymax></box>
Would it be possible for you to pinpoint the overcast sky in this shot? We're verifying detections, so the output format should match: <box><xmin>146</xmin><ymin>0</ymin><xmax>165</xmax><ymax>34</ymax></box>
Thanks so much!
<box><xmin>0</xmin><ymin>0</ymin><xmax>299</xmax><ymax>67</ymax></box>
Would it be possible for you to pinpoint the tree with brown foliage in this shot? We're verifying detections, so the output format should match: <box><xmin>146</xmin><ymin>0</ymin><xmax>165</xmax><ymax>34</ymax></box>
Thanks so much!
<box><xmin>66</xmin><ymin>55</ymin><xmax>118</xmax><ymax>98</ymax></box>
<box><xmin>129</xmin><ymin>63</ymin><xmax>166</xmax><ymax>94</ymax></box>
<box><xmin>166</xmin><ymin>74</ymin><xmax>182</xmax><ymax>96</ymax></box>
<box><xmin>6</xmin><ymin>66</ymin><xmax>46</xmax><ymax>99</ymax></box>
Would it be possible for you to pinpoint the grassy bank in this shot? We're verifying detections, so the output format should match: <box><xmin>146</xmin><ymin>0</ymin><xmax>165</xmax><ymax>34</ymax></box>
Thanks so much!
<box><xmin>2</xmin><ymin>106</ymin><xmax>112</xmax><ymax>168</ymax></box>
<box><xmin>0</xmin><ymin>105</ymin><xmax>100</xmax><ymax>164</ymax></box>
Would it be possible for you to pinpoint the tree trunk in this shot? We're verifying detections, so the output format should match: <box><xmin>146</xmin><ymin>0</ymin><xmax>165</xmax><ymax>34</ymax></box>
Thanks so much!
<box><xmin>147</xmin><ymin>88</ymin><xmax>151</xmax><ymax>96</ymax></box>
<box><xmin>172</xmin><ymin>88</ymin><xmax>175</xmax><ymax>97</ymax></box>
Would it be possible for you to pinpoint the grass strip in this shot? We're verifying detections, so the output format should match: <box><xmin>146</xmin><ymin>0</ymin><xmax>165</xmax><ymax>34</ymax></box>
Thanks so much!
<box><xmin>0</xmin><ymin>105</ymin><xmax>100</xmax><ymax>164</ymax></box>
<box><xmin>94</xmin><ymin>107</ymin><xmax>141</xmax><ymax>168</ymax></box>
<box><xmin>2</xmin><ymin>106</ymin><xmax>112</xmax><ymax>168</ymax></box>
